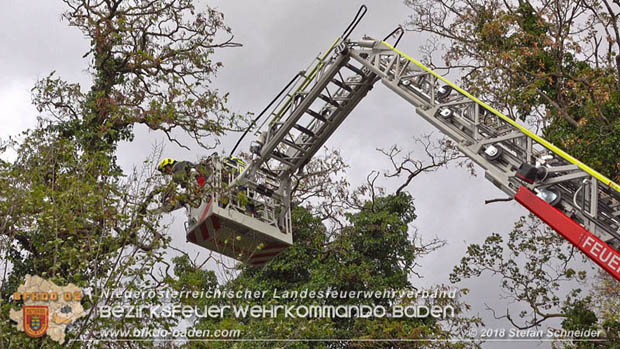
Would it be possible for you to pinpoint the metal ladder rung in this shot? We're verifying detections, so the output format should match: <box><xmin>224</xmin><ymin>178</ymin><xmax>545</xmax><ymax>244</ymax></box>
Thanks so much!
<box><xmin>343</xmin><ymin>81</ymin><xmax>371</xmax><ymax>86</ymax></box>
<box><xmin>306</xmin><ymin>109</ymin><xmax>328</xmax><ymax>123</ymax></box>
<box><xmin>319</xmin><ymin>94</ymin><xmax>340</xmax><ymax>108</ymax></box>
<box><xmin>331</xmin><ymin>78</ymin><xmax>353</xmax><ymax>92</ymax></box>
<box><xmin>345</xmin><ymin>63</ymin><xmax>366</xmax><ymax>77</ymax></box>
<box><xmin>255</xmin><ymin>183</ymin><xmax>275</xmax><ymax>197</ymax></box>
<box><xmin>293</xmin><ymin>124</ymin><xmax>315</xmax><ymax>137</ymax></box>
<box><xmin>282</xmin><ymin>139</ymin><xmax>306</xmax><ymax>152</ymax></box>
<box><xmin>259</xmin><ymin>167</ymin><xmax>279</xmax><ymax>178</ymax></box>
<box><xmin>270</xmin><ymin>150</ymin><xmax>296</xmax><ymax>166</ymax></box>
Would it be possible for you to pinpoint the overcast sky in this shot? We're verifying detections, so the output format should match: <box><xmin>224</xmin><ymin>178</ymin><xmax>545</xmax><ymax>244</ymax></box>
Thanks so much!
<box><xmin>0</xmin><ymin>1</ymin><xmax>591</xmax><ymax>347</ymax></box>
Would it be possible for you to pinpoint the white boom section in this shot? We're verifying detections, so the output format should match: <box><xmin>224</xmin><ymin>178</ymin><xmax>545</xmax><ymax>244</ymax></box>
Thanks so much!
<box><xmin>240</xmin><ymin>37</ymin><xmax>620</xmax><ymax>250</ymax></box>
<box><xmin>346</xmin><ymin>38</ymin><xmax>620</xmax><ymax>247</ymax></box>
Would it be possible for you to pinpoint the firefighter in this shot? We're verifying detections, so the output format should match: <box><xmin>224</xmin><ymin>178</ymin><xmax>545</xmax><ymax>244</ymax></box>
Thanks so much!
<box><xmin>224</xmin><ymin>156</ymin><xmax>246</xmax><ymax>177</ymax></box>
<box><xmin>157</xmin><ymin>158</ymin><xmax>199</xmax><ymax>212</ymax></box>
<box><xmin>157</xmin><ymin>158</ymin><xmax>198</xmax><ymax>184</ymax></box>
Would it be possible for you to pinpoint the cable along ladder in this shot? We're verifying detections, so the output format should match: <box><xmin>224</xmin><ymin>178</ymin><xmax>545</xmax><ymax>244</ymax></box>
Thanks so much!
<box><xmin>186</xmin><ymin>34</ymin><xmax>620</xmax><ymax>280</ymax></box>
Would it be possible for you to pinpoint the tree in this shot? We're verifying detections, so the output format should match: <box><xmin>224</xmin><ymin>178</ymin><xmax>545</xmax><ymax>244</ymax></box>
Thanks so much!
<box><xmin>450</xmin><ymin>215</ymin><xmax>620</xmax><ymax>347</ymax></box>
<box><xmin>35</xmin><ymin>0</ymin><xmax>242</xmax><ymax>151</ymax></box>
<box><xmin>1</xmin><ymin>0</ymin><xmax>238</xmax><ymax>346</ymax></box>
<box><xmin>192</xmin><ymin>192</ymin><xmax>482</xmax><ymax>348</ymax></box>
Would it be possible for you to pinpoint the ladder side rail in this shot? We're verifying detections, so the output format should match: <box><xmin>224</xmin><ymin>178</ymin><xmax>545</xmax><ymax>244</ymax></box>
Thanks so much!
<box><xmin>278</xmin><ymin>57</ymin><xmax>381</xmax><ymax>176</ymax></box>
<box><xmin>252</xmin><ymin>53</ymin><xmax>350</xmax><ymax>175</ymax></box>
<box><xmin>267</xmin><ymin>38</ymin><xmax>344</xmax><ymax>127</ymax></box>
<box><xmin>381</xmin><ymin>41</ymin><xmax>620</xmax><ymax>195</ymax></box>
<box><xmin>282</xmin><ymin>72</ymin><xmax>380</xmax><ymax>178</ymax></box>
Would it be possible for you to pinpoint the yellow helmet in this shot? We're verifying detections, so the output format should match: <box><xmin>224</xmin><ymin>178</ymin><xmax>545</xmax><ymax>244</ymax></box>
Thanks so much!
<box><xmin>226</xmin><ymin>156</ymin><xmax>246</xmax><ymax>171</ymax></box>
<box><xmin>158</xmin><ymin>158</ymin><xmax>176</xmax><ymax>172</ymax></box>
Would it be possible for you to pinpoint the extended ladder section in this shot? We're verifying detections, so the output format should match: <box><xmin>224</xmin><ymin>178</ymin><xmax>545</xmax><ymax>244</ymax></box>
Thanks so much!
<box><xmin>244</xmin><ymin>44</ymin><xmax>378</xmax><ymax>183</ymax></box>
<box><xmin>230</xmin><ymin>40</ymin><xmax>379</xmax><ymax>242</ymax></box>
<box><xmin>344</xmin><ymin>38</ymin><xmax>620</xmax><ymax>280</ymax></box>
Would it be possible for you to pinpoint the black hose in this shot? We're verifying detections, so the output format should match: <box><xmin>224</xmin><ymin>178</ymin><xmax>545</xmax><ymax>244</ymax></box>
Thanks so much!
<box><xmin>382</xmin><ymin>26</ymin><xmax>404</xmax><ymax>47</ymax></box>
<box><xmin>342</xmin><ymin>5</ymin><xmax>367</xmax><ymax>40</ymax></box>
<box><xmin>229</xmin><ymin>72</ymin><xmax>304</xmax><ymax>156</ymax></box>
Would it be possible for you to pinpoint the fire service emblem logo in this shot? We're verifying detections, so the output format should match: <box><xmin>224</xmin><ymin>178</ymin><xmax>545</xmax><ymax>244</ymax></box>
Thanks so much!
<box><xmin>23</xmin><ymin>305</ymin><xmax>49</xmax><ymax>338</ymax></box>
<box><xmin>10</xmin><ymin>275</ymin><xmax>85</xmax><ymax>344</ymax></box>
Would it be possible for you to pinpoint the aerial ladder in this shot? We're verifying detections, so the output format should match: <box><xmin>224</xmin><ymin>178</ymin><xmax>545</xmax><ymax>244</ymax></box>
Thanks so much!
<box><xmin>185</xmin><ymin>6</ymin><xmax>620</xmax><ymax>280</ymax></box>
